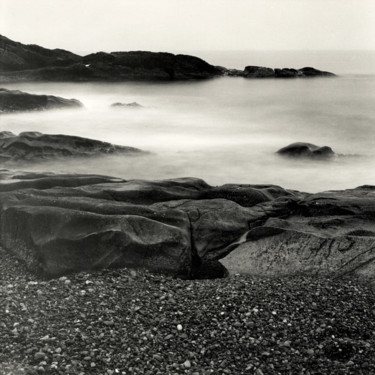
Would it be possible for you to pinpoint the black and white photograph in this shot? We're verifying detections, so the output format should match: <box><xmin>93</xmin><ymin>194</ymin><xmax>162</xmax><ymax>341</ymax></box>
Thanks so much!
<box><xmin>1</xmin><ymin>0</ymin><xmax>375</xmax><ymax>374</ymax></box>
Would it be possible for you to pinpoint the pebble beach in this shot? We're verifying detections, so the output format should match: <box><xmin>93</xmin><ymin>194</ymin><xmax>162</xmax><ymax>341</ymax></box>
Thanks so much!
<box><xmin>1</xmin><ymin>246</ymin><xmax>375</xmax><ymax>375</ymax></box>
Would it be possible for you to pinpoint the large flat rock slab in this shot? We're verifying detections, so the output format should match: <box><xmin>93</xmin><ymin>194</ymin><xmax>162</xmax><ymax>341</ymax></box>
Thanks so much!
<box><xmin>0</xmin><ymin>170</ymin><xmax>374</xmax><ymax>284</ymax></box>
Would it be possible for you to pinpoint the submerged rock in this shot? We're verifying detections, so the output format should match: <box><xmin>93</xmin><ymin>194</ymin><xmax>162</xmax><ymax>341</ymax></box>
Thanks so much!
<box><xmin>277</xmin><ymin>142</ymin><xmax>335</xmax><ymax>159</ymax></box>
<box><xmin>0</xmin><ymin>88</ymin><xmax>82</xmax><ymax>113</ymax></box>
<box><xmin>0</xmin><ymin>170</ymin><xmax>374</xmax><ymax>286</ymax></box>
<box><xmin>0</xmin><ymin>131</ymin><xmax>144</xmax><ymax>162</ymax></box>
<box><xmin>111</xmin><ymin>102</ymin><xmax>143</xmax><ymax>108</ymax></box>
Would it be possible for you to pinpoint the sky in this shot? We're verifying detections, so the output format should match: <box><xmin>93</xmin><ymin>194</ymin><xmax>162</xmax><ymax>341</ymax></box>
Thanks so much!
<box><xmin>1</xmin><ymin>0</ymin><xmax>375</xmax><ymax>55</ymax></box>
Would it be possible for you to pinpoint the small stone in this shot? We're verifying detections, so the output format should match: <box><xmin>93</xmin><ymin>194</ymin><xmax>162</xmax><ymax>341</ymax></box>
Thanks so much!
<box><xmin>34</xmin><ymin>352</ymin><xmax>45</xmax><ymax>360</ymax></box>
<box><xmin>306</xmin><ymin>349</ymin><xmax>314</xmax><ymax>356</ymax></box>
<box><xmin>153</xmin><ymin>354</ymin><xmax>163</xmax><ymax>361</ymax></box>
<box><xmin>177</xmin><ymin>324</ymin><xmax>183</xmax><ymax>331</ymax></box>
<box><xmin>91</xmin><ymin>362</ymin><xmax>96</xmax><ymax>368</ymax></box>
<box><xmin>183</xmin><ymin>360</ymin><xmax>191</xmax><ymax>368</ymax></box>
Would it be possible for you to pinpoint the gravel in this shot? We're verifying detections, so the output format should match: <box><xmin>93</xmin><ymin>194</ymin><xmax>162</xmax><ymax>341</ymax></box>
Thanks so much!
<box><xmin>1</xmin><ymin>246</ymin><xmax>374</xmax><ymax>375</ymax></box>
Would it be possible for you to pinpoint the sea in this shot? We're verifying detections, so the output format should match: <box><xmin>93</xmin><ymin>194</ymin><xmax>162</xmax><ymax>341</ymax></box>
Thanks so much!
<box><xmin>1</xmin><ymin>50</ymin><xmax>375</xmax><ymax>193</ymax></box>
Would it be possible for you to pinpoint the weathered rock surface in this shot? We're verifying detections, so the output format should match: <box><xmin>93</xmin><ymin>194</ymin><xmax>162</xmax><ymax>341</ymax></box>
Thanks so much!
<box><xmin>0</xmin><ymin>88</ymin><xmax>82</xmax><ymax>112</ymax></box>
<box><xmin>221</xmin><ymin>186</ymin><xmax>375</xmax><ymax>284</ymax></box>
<box><xmin>0</xmin><ymin>131</ymin><xmax>144</xmax><ymax>162</ymax></box>
<box><xmin>0</xmin><ymin>34</ymin><xmax>335</xmax><ymax>82</ymax></box>
<box><xmin>277</xmin><ymin>142</ymin><xmax>335</xmax><ymax>159</ymax></box>
<box><xmin>0</xmin><ymin>170</ymin><xmax>374</xmax><ymax>286</ymax></box>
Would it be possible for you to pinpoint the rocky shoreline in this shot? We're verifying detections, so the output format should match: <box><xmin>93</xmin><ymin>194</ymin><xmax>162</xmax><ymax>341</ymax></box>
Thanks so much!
<box><xmin>1</xmin><ymin>246</ymin><xmax>374</xmax><ymax>375</ymax></box>
<box><xmin>0</xmin><ymin>35</ymin><xmax>335</xmax><ymax>82</ymax></box>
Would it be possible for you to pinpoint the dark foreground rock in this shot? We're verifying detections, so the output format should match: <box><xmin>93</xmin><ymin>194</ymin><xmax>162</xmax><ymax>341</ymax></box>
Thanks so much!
<box><xmin>0</xmin><ymin>131</ymin><xmax>144</xmax><ymax>162</ymax></box>
<box><xmin>0</xmin><ymin>170</ymin><xmax>374</xmax><ymax>287</ymax></box>
<box><xmin>1</xmin><ymin>246</ymin><xmax>374</xmax><ymax>375</ymax></box>
<box><xmin>0</xmin><ymin>88</ymin><xmax>82</xmax><ymax>112</ymax></box>
<box><xmin>277</xmin><ymin>142</ymin><xmax>335</xmax><ymax>159</ymax></box>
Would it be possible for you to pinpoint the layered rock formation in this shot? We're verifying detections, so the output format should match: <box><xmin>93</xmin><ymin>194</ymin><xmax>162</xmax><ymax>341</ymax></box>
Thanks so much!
<box><xmin>0</xmin><ymin>131</ymin><xmax>144</xmax><ymax>162</ymax></box>
<box><xmin>0</xmin><ymin>88</ymin><xmax>82</xmax><ymax>112</ymax></box>
<box><xmin>277</xmin><ymin>142</ymin><xmax>336</xmax><ymax>159</ymax></box>
<box><xmin>0</xmin><ymin>35</ymin><xmax>335</xmax><ymax>82</ymax></box>
<box><xmin>0</xmin><ymin>170</ymin><xmax>374</xmax><ymax>286</ymax></box>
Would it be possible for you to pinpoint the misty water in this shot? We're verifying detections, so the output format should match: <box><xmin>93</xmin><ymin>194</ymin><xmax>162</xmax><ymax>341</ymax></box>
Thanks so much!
<box><xmin>1</xmin><ymin>51</ymin><xmax>375</xmax><ymax>193</ymax></box>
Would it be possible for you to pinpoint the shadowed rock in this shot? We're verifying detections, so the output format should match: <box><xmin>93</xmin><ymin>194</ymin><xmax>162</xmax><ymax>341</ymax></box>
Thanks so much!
<box><xmin>277</xmin><ymin>142</ymin><xmax>335</xmax><ymax>159</ymax></box>
<box><xmin>0</xmin><ymin>88</ymin><xmax>82</xmax><ymax>113</ymax></box>
<box><xmin>0</xmin><ymin>131</ymin><xmax>144</xmax><ymax>162</ymax></box>
<box><xmin>0</xmin><ymin>170</ymin><xmax>374</xmax><ymax>286</ymax></box>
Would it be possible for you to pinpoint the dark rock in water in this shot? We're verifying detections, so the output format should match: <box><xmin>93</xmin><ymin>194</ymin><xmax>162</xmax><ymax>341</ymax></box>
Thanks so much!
<box><xmin>0</xmin><ymin>88</ymin><xmax>82</xmax><ymax>112</ymax></box>
<box><xmin>277</xmin><ymin>142</ymin><xmax>335</xmax><ymax>159</ymax></box>
<box><xmin>298</xmin><ymin>66</ymin><xmax>335</xmax><ymax>77</ymax></box>
<box><xmin>275</xmin><ymin>68</ymin><xmax>299</xmax><ymax>78</ymax></box>
<box><xmin>0</xmin><ymin>131</ymin><xmax>144</xmax><ymax>162</ymax></box>
<box><xmin>228</xmin><ymin>66</ymin><xmax>335</xmax><ymax>79</ymax></box>
<box><xmin>0</xmin><ymin>170</ymin><xmax>374</xmax><ymax>286</ymax></box>
<box><xmin>244</xmin><ymin>66</ymin><xmax>275</xmax><ymax>78</ymax></box>
<box><xmin>111</xmin><ymin>102</ymin><xmax>142</xmax><ymax>108</ymax></box>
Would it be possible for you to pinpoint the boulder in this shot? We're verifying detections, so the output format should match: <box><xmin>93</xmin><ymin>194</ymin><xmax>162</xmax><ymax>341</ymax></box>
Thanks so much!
<box><xmin>277</xmin><ymin>142</ymin><xmax>335</xmax><ymax>159</ymax></box>
<box><xmin>0</xmin><ymin>88</ymin><xmax>82</xmax><ymax>112</ymax></box>
<box><xmin>0</xmin><ymin>131</ymin><xmax>144</xmax><ymax>162</ymax></box>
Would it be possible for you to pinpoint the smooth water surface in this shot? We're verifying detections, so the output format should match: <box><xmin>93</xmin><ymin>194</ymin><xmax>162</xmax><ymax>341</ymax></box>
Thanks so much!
<box><xmin>1</xmin><ymin>72</ymin><xmax>375</xmax><ymax>192</ymax></box>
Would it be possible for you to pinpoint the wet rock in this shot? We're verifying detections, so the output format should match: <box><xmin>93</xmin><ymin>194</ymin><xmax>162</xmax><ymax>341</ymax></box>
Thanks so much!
<box><xmin>0</xmin><ymin>131</ymin><xmax>144</xmax><ymax>162</ymax></box>
<box><xmin>277</xmin><ymin>142</ymin><xmax>335</xmax><ymax>159</ymax></box>
<box><xmin>0</xmin><ymin>88</ymin><xmax>82</xmax><ymax>113</ymax></box>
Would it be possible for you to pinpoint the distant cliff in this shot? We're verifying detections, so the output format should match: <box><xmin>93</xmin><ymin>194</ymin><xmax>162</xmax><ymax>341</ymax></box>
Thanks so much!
<box><xmin>0</xmin><ymin>35</ymin><xmax>335</xmax><ymax>82</ymax></box>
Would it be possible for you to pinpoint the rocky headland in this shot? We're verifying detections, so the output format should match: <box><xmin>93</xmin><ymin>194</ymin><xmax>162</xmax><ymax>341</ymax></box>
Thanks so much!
<box><xmin>0</xmin><ymin>131</ymin><xmax>144</xmax><ymax>163</ymax></box>
<box><xmin>0</xmin><ymin>35</ymin><xmax>335</xmax><ymax>82</ymax></box>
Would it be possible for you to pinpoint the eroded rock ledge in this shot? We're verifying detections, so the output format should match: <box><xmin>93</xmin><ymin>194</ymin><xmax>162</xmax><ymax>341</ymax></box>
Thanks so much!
<box><xmin>0</xmin><ymin>131</ymin><xmax>144</xmax><ymax>162</ymax></box>
<box><xmin>0</xmin><ymin>88</ymin><xmax>82</xmax><ymax>113</ymax></box>
<box><xmin>0</xmin><ymin>170</ymin><xmax>374</xmax><ymax>285</ymax></box>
